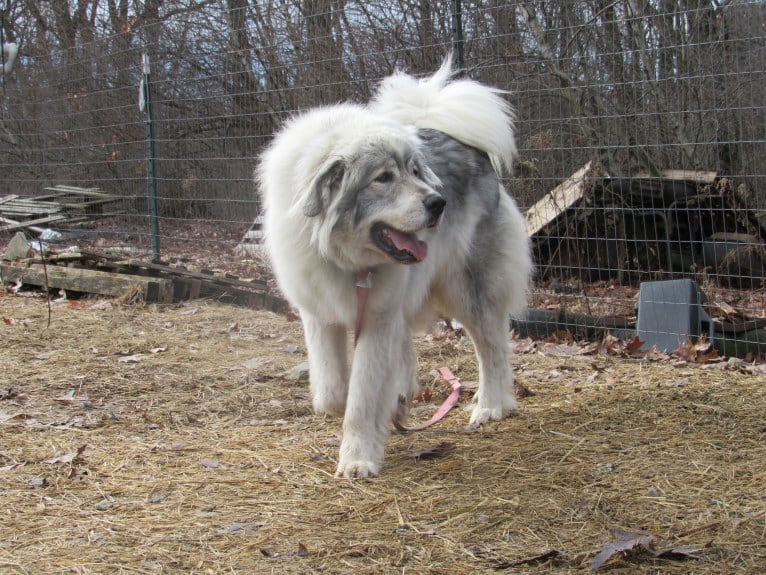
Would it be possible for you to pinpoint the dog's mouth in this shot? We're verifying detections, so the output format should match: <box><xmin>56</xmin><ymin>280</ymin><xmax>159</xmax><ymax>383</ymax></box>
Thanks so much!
<box><xmin>371</xmin><ymin>223</ymin><xmax>428</xmax><ymax>264</ymax></box>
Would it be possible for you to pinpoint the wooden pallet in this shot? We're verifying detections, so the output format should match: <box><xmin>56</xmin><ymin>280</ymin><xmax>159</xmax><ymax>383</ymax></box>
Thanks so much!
<box><xmin>1</xmin><ymin>252</ymin><xmax>287</xmax><ymax>312</ymax></box>
<box><xmin>0</xmin><ymin>186</ymin><xmax>124</xmax><ymax>233</ymax></box>
<box><xmin>1</xmin><ymin>261</ymin><xmax>174</xmax><ymax>303</ymax></box>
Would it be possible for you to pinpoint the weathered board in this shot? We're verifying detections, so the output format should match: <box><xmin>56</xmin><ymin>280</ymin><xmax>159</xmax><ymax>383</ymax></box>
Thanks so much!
<box><xmin>0</xmin><ymin>262</ymin><xmax>173</xmax><ymax>302</ymax></box>
<box><xmin>524</xmin><ymin>161</ymin><xmax>593</xmax><ymax>236</ymax></box>
<box><xmin>1</xmin><ymin>254</ymin><xmax>288</xmax><ymax>312</ymax></box>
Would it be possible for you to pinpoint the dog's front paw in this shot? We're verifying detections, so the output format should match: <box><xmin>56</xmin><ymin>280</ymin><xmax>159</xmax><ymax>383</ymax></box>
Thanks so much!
<box><xmin>468</xmin><ymin>394</ymin><xmax>519</xmax><ymax>426</ymax></box>
<box><xmin>335</xmin><ymin>433</ymin><xmax>383</xmax><ymax>478</ymax></box>
<box><xmin>335</xmin><ymin>458</ymin><xmax>381</xmax><ymax>479</ymax></box>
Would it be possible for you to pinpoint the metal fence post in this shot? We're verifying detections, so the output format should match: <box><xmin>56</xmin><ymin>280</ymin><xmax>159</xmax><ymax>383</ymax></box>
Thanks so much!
<box><xmin>140</xmin><ymin>52</ymin><xmax>161</xmax><ymax>262</ymax></box>
<box><xmin>451</xmin><ymin>0</ymin><xmax>465</xmax><ymax>76</ymax></box>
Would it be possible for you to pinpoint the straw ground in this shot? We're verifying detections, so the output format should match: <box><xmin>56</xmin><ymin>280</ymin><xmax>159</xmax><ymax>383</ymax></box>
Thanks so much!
<box><xmin>1</xmin><ymin>293</ymin><xmax>764</xmax><ymax>574</ymax></box>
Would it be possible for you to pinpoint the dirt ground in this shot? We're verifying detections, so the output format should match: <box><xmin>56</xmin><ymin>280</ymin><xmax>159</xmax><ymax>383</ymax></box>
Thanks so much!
<box><xmin>1</xmin><ymin>291</ymin><xmax>765</xmax><ymax>574</ymax></box>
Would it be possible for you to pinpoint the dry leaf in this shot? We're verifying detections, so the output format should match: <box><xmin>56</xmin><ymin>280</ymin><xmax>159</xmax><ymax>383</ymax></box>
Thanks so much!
<box><xmin>590</xmin><ymin>528</ymin><xmax>657</xmax><ymax>571</ymax></box>
<box><xmin>94</xmin><ymin>499</ymin><xmax>113</xmax><ymax>511</ymax></box>
<box><xmin>146</xmin><ymin>492</ymin><xmax>170</xmax><ymax>504</ymax></box>
<box><xmin>3</xmin><ymin>316</ymin><xmax>30</xmax><ymax>326</ymax></box>
<box><xmin>623</xmin><ymin>336</ymin><xmax>646</xmax><ymax>357</ymax></box>
<box><xmin>0</xmin><ymin>410</ymin><xmax>34</xmax><ymax>424</ymax></box>
<box><xmin>44</xmin><ymin>444</ymin><xmax>88</xmax><ymax>465</ymax></box>
<box><xmin>241</xmin><ymin>357</ymin><xmax>272</xmax><ymax>370</ymax></box>
<box><xmin>221</xmin><ymin>521</ymin><xmax>267</xmax><ymax>534</ymax></box>
<box><xmin>673</xmin><ymin>337</ymin><xmax>721</xmax><ymax>364</ymax></box>
<box><xmin>260</xmin><ymin>548</ymin><xmax>279</xmax><ymax>557</ymax></box>
<box><xmin>576</xmin><ymin>341</ymin><xmax>601</xmax><ymax>356</ymax></box>
<box><xmin>512</xmin><ymin>338</ymin><xmax>538</xmax><ymax>354</ymax></box>
<box><xmin>589</xmin><ymin>529</ymin><xmax>707</xmax><ymax>569</ymax></box>
<box><xmin>714</xmin><ymin>300</ymin><xmax>738</xmax><ymax>316</ymax></box>
<box><xmin>0</xmin><ymin>388</ymin><xmax>19</xmax><ymax>400</ymax></box>
<box><xmin>407</xmin><ymin>442</ymin><xmax>455</xmax><ymax>460</ymax></box>
<box><xmin>296</xmin><ymin>542</ymin><xmax>310</xmax><ymax>557</ymax></box>
<box><xmin>653</xmin><ymin>542</ymin><xmax>711</xmax><ymax>560</ymax></box>
<box><xmin>53</xmin><ymin>390</ymin><xmax>80</xmax><ymax>404</ymax></box>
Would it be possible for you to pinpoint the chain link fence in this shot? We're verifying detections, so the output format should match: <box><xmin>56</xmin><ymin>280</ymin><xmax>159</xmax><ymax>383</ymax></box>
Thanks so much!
<box><xmin>1</xmin><ymin>1</ymin><xmax>765</xmax><ymax>357</ymax></box>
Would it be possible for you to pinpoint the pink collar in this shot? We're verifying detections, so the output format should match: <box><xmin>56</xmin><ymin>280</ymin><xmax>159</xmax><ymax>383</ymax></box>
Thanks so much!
<box><xmin>354</xmin><ymin>269</ymin><xmax>373</xmax><ymax>345</ymax></box>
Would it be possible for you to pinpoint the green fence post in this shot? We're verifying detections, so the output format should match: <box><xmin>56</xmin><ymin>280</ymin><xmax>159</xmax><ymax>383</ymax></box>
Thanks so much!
<box><xmin>140</xmin><ymin>51</ymin><xmax>161</xmax><ymax>262</ymax></box>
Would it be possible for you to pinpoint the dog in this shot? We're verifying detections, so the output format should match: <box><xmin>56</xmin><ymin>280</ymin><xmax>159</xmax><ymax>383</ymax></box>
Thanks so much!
<box><xmin>257</xmin><ymin>58</ymin><xmax>532</xmax><ymax>478</ymax></box>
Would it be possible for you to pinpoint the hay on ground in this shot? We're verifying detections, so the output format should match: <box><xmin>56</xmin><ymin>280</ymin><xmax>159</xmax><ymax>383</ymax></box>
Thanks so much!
<box><xmin>1</xmin><ymin>294</ymin><xmax>764</xmax><ymax>574</ymax></box>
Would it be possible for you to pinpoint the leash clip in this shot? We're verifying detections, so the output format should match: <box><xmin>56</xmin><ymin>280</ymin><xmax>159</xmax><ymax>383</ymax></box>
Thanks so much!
<box><xmin>355</xmin><ymin>270</ymin><xmax>373</xmax><ymax>289</ymax></box>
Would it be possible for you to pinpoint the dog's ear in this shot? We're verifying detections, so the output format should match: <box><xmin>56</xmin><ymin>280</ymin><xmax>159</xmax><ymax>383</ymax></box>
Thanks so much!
<box><xmin>419</xmin><ymin>163</ymin><xmax>441</xmax><ymax>188</ymax></box>
<box><xmin>415</xmin><ymin>156</ymin><xmax>442</xmax><ymax>189</ymax></box>
<box><xmin>304</xmin><ymin>160</ymin><xmax>345</xmax><ymax>217</ymax></box>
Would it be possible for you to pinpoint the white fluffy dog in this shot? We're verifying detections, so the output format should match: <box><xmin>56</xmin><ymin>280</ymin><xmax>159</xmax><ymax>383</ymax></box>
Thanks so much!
<box><xmin>257</xmin><ymin>58</ymin><xmax>532</xmax><ymax>478</ymax></box>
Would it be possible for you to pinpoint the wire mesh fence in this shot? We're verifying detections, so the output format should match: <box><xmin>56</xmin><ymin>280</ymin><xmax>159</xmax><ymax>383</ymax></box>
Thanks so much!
<box><xmin>1</xmin><ymin>1</ymin><xmax>765</xmax><ymax>358</ymax></box>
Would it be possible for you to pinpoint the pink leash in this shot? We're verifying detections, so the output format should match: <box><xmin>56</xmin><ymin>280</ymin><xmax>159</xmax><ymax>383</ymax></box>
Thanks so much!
<box><xmin>355</xmin><ymin>270</ymin><xmax>462</xmax><ymax>432</ymax></box>
<box><xmin>354</xmin><ymin>270</ymin><xmax>373</xmax><ymax>344</ymax></box>
<box><xmin>392</xmin><ymin>367</ymin><xmax>462</xmax><ymax>432</ymax></box>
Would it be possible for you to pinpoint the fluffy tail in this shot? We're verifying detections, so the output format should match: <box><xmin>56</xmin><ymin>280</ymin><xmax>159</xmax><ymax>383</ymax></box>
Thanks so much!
<box><xmin>370</xmin><ymin>56</ymin><xmax>516</xmax><ymax>176</ymax></box>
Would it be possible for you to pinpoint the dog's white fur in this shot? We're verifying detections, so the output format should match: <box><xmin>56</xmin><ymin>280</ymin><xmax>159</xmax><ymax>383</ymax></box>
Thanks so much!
<box><xmin>258</xmin><ymin>59</ymin><xmax>532</xmax><ymax>478</ymax></box>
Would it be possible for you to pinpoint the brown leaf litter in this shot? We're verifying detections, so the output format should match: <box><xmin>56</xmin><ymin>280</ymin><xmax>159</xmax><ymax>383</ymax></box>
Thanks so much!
<box><xmin>0</xmin><ymin>292</ymin><xmax>765</xmax><ymax>574</ymax></box>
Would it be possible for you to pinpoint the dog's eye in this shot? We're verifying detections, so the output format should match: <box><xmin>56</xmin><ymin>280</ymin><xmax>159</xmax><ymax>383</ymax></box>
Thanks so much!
<box><xmin>412</xmin><ymin>165</ymin><xmax>420</xmax><ymax>177</ymax></box>
<box><xmin>375</xmin><ymin>171</ymin><xmax>394</xmax><ymax>184</ymax></box>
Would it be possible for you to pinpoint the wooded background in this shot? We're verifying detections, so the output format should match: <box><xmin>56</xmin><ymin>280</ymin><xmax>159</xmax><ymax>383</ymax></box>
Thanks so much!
<box><xmin>1</xmin><ymin>1</ymin><xmax>765</xmax><ymax>294</ymax></box>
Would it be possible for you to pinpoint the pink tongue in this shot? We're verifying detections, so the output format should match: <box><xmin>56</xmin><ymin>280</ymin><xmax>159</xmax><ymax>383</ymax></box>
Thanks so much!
<box><xmin>386</xmin><ymin>228</ymin><xmax>428</xmax><ymax>262</ymax></box>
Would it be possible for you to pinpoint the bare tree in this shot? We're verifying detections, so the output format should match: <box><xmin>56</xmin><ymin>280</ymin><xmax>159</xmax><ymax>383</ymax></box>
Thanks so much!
<box><xmin>0</xmin><ymin>0</ymin><xmax>763</xmax><ymax>215</ymax></box>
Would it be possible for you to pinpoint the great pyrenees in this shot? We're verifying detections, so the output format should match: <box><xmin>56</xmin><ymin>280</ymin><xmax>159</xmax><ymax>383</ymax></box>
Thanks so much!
<box><xmin>257</xmin><ymin>58</ymin><xmax>532</xmax><ymax>478</ymax></box>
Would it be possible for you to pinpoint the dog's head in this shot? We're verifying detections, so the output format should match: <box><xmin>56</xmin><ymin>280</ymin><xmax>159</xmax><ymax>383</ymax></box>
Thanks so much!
<box><xmin>302</xmin><ymin>128</ymin><xmax>445</xmax><ymax>268</ymax></box>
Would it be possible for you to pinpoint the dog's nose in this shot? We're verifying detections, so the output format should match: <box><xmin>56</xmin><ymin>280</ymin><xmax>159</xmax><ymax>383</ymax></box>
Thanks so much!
<box><xmin>423</xmin><ymin>194</ymin><xmax>446</xmax><ymax>222</ymax></box>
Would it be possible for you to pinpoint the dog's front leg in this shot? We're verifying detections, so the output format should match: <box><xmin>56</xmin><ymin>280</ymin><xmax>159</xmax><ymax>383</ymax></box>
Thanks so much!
<box><xmin>335</xmin><ymin>314</ymin><xmax>411</xmax><ymax>478</ymax></box>
<box><xmin>302</xmin><ymin>314</ymin><xmax>348</xmax><ymax>417</ymax></box>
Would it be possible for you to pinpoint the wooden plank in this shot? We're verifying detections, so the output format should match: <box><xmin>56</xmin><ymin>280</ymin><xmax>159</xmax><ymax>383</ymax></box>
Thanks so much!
<box><xmin>41</xmin><ymin>186</ymin><xmax>111</xmax><ymax>199</ymax></box>
<box><xmin>114</xmin><ymin>259</ymin><xmax>269</xmax><ymax>290</ymax></box>
<box><xmin>633</xmin><ymin>169</ymin><xmax>718</xmax><ymax>183</ymax></box>
<box><xmin>0</xmin><ymin>195</ymin><xmax>19</xmax><ymax>205</ymax></box>
<box><xmin>47</xmin><ymin>185</ymin><xmax>103</xmax><ymax>193</ymax></box>
<box><xmin>0</xmin><ymin>215</ymin><xmax>46</xmax><ymax>234</ymax></box>
<box><xmin>0</xmin><ymin>214</ymin><xmax>68</xmax><ymax>232</ymax></box>
<box><xmin>57</xmin><ymin>197</ymin><xmax>122</xmax><ymax>211</ymax></box>
<box><xmin>524</xmin><ymin>161</ymin><xmax>592</xmax><ymax>237</ymax></box>
<box><xmin>0</xmin><ymin>263</ymin><xmax>173</xmax><ymax>303</ymax></box>
<box><xmin>195</xmin><ymin>281</ymin><xmax>287</xmax><ymax>313</ymax></box>
<box><xmin>2</xmin><ymin>198</ymin><xmax>61</xmax><ymax>207</ymax></box>
<box><xmin>0</xmin><ymin>202</ymin><xmax>62</xmax><ymax>216</ymax></box>
<box><xmin>33</xmin><ymin>252</ymin><xmax>88</xmax><ymax>264</ymax></box>
<box><xmin>103</xmin><ymin>258</ymin><xmax>284</xmax><ymax>310</ymax></box>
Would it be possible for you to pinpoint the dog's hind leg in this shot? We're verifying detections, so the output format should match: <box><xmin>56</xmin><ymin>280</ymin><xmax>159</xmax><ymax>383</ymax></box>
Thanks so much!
<box><xmin>462</xmin><ymin>311</ymin><xmax>519</xmax><ymax>425</ymax></box>
<box><xmin>303</xmin><ymin>315</ymin><xmax>348</xmax><ymax>417</ymax></box>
